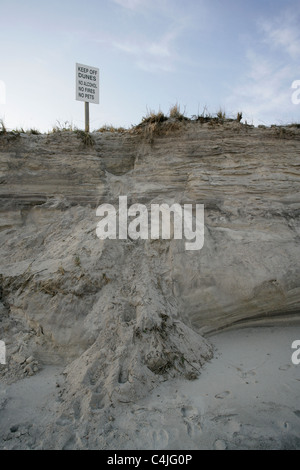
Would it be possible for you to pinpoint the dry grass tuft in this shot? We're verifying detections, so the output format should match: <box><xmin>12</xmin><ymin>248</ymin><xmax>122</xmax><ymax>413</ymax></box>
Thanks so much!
<box><xmin>131</xmin><ymin>106</ymin><xmax>186</xmax><ymax>143</ymax></box>
<box><xmin>169</xmin><ymin>103</ymin><xmax>186</xmax><ymax>121</ymax></box>
<box><xmin>50</xmin><ymin>120</ymin><xmax>75</xmax><ymax>133</ymax></box>
<box><xmin>0</xmin><ymin>119</ymin><xmax>7</xmax><ymax>135</ymax></box>
<box><xmin>97</xmin><ymin>125</ymin><xmax>127</xmax><ymax>133</ymax></box>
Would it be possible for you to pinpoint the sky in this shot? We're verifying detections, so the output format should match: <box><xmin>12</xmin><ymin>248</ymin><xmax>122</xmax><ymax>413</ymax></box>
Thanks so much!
<box><xmin>0</xmin><ymin>0</ymin><xmax>300</xmax><ymax>132</ymax></box>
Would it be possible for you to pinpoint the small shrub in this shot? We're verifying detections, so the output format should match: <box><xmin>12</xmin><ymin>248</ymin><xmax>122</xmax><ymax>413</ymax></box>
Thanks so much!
<box><xmin>287</xmin><ymin>123</ymin><xmax>300</xmax><ymax>129</ymax></box>
<box><xmin>0</xmin><ymin>119</ymin><xmax>7</xmax><ymax>135</ymax></box>
<box><xmin>102</xmin><ymin>273</ymin><xmax>111</xmax><ymax>284</ymax></box>
<box><xmin>28</xmin><ymin>128</ymin><xmax>41</xmax><ymax>135</ymax></box>
<box><xmin>75</xmin><ymin>129</ymin><xmax>94</xmax><ymax>147</ymax></box>
<box><xmin>216</xmin><ymin>109</ymin><xmax>226</xmax><ymax>120</ymax></box>
<box><xmin>237</xmin><ymin>112</ymin><xmax>243</xmax><ymax>122</ymax></box>
<box><xmin>51</xmin><ymin>120</ymin><xmax>75</xmax><ymax>133</ymax></box>
<box><xmin>169</xmin><ymin>103</ymin><xmax>186</xmax><ymax>121</ymax></box>
<box><xmin>192</xmin><ymin>106</ymin><xmax>215</xmax><ymax>123</ymax></box>
<box><xmin>74</xmin><ymin>255</ymin><xmax>81</xmax><ymax>267</ymax></box>
<box><xmin>97</xmin><ymin>125</ymin><xmax>126</xmax><ymax>133</ymax></box>
<box><xmin>13</xmin><ymin>127</ymin><xmax>25</xmax><ymax>134</ymax></box>
<box><xmin>141</xmin><ymin>108</ymin><xmax>167</xmax><ymax>125</ymax></box>
<box><xmin>58</xmin><ymin>266</ymin><xmax>65</xmax><ymax>275</ymax></box>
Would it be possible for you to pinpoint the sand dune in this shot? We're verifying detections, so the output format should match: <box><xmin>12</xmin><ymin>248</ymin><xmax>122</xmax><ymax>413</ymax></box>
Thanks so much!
<box><xmin>0</xmin><ymin>120</ymin><xmax>299</xmax><ymax>449</ymax></box>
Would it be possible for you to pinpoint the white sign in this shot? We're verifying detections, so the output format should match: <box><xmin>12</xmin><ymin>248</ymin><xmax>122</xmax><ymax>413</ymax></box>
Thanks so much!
<box><xmin>75</xmin><ymin>63</ymin><xmax>99</xmax><ymax>104</ymax></box>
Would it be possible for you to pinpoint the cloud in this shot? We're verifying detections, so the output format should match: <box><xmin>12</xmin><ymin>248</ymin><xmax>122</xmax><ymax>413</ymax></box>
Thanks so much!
<box><xmin>110</xmin><ymin>0</ymin><xmax>196</xmax><ymax>72</ymax></box>
<box><xmin>112</xmin><ymin>0</ymin><xmax>145</xmax><ymax>10</ymax></box>
<box><xmin>112</xmin><ymin>15</ymin><xmax>186</xmax><ymax>73</ymax></box>
<box><xmin>226</xmin><ymin>52</ymin><xmax>296</xmax><ymax>125</ymax></box>
<box><xmin>148</xmin><ymin>42</ymin><xmax>170</xmax><ymax>58</ymax></box>
<box><xmin>260</xmin><ymin>14</ymin><xmax>300</xmax><ymax>60</ymax></box>
<box><xmin>113</xmin><ymin>36</ymin><xmax>175</xmax><ymax>72</ymax></box>
<box><xmin>113</xmin><ymin>42</ymin><xmax>141</xmax><ymax>56</ymax></box>
<box><xmin>226</xmin><ymin>10</ymin><xmax>300</xmax><ymax>125</ymax></box>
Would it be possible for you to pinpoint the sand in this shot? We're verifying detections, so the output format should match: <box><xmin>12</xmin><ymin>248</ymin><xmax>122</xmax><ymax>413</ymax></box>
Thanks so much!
<box><xmin>0</xmin><ymin>125</ymin><xmax>299</xmax><ymax>450</ymax></box>
<box><xmin>0</xmin><ymin>324</ymin><xmax>299</xmax><ymax>450</ymax></box>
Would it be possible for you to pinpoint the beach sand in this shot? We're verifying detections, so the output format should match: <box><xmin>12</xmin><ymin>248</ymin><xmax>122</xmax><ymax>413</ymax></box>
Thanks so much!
<box><xmin>0</xmin><ymin>324</ymin><xmax>299</xmax><ymax>450</ymax></box>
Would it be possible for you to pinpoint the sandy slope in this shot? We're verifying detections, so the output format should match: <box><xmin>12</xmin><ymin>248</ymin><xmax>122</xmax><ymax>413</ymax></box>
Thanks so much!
<box><xmin>0</xmin><ymin>325</ymin><xmax>299</xmax><ymax>450</ymax></box>
<box><xmin>0</xmin><ymin>122</ymin><xmax>299</xmax><ymax>450</ymax></box>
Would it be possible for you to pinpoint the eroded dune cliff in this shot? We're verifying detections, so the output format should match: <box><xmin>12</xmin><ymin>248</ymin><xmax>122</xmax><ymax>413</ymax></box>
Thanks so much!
<box><xmin>0</xmin><ymin>120</ymin><xmax>299</xmax><ymax>448</ymax></box>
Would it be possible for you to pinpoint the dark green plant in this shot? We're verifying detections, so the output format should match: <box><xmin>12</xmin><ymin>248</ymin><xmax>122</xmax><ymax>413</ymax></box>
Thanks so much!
<box><xmin>75</xmin><ymin>129</ymin><xmax>95</xmax><ymax>147</ymax></box>
<box><xmin>0</xmin><ymin>119</ymin><xmax>7</xmax><ymax>135</ymax></box>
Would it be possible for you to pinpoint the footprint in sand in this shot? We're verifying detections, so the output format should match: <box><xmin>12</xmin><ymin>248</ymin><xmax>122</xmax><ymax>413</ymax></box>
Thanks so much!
<box><xmin>214</xmin><ymin>439</ymin><xmax>227</xmax><ymax>450</ymax></box>
<box><xmin>181</xmin><ymin>406</ymin><xmax>202</xmax><ymax>437</ymax></box>
<box><xmin>279</xmin><ymin>364</ymin><xmax>291</xmax><ymax>371</ymax></box>
<box><xmin>240</xmin><ymin>369</ymin><xmax>257</xmax><ymax>384</ymax></box>
<box><xmin>151</xmin><ymin>429</ymin><xmax>169</xmax><ymax>449</ymax></box>
<box><xmin>181</xmin><ymin>405</ymin><xmax>199</xmax><ymax>418</ymax></box>
<box><xmin>215</xmin><ymin>391</ymin><xmax>230</xmax><ymax>399</ymax></box>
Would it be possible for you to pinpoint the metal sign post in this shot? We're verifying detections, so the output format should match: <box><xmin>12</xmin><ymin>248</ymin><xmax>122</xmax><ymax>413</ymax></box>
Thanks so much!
<box><xmin>75</xmin><ymin>63</ymin><xmax>99</xmax><ymax>132</ymax></box>
<box><xmin>85</xmin><ymin>102</ymin><xmax>89</xmax><ymax>133</ymax></box>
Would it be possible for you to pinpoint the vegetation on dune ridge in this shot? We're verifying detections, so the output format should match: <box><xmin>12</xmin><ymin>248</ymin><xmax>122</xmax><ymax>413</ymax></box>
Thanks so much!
<box><xmin>1</xmin><ymin>106</ymin><xmax>300</xmax><ymax>140</ymax></box>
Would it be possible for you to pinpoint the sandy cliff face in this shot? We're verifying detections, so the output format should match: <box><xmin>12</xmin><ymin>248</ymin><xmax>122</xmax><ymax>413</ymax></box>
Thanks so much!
<box><xmin>0</xmin><ymin>120</ymin><xmax>299</xmax><ymax>447</ymax></box>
